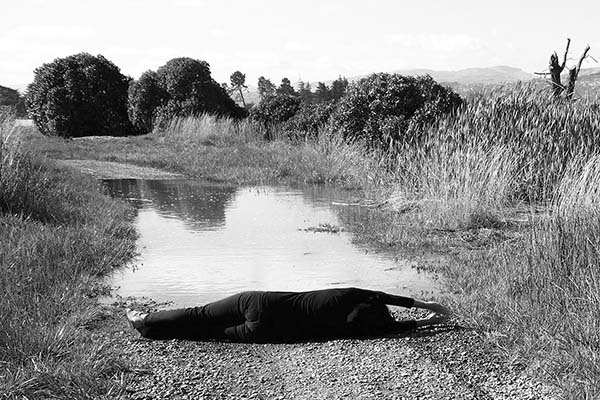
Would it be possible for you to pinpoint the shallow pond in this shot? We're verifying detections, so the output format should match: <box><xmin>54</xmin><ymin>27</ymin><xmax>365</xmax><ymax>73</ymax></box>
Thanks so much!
<box><xmin>103</xmin><ymin>179</ymin><xmax>438</xmax><ymax>307</ymax></box>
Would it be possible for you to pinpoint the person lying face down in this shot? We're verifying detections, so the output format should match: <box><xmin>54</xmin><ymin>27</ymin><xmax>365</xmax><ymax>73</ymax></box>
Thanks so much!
<box><xmin>126</xmin><ymin>287</ymin><xmax>451</xmax><ymax>343</ymax></box>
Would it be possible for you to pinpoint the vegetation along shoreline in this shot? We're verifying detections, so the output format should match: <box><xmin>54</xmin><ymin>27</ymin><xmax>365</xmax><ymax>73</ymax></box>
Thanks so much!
<box><xmin>2</xmin><ymin>50</ymin><xmax>599</xmax><ymax>398</ymax></box>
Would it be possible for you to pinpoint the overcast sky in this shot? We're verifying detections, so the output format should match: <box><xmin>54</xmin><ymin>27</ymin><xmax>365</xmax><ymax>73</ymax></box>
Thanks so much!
<box><xmin>2</xmin><ymin>0</ymin><xmax>599</xmax><ymax>89</ymax></box>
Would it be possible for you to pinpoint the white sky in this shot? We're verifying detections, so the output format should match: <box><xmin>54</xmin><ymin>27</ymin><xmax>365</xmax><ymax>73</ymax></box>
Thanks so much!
<box><xmin>2</xmin><ymin>0</ymin><xmax>599</xmax><ymax>88</ymax></box>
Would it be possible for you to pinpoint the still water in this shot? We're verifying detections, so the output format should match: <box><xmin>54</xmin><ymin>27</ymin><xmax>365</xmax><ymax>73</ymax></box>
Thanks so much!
<box><xmin>103</xmin><ymin>179</ymin><xmax>438</xmax><ymax>307</ymax></box>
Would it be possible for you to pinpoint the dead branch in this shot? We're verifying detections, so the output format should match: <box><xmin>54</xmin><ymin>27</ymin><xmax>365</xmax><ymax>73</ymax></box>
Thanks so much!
<box><xmin>566</xmin><ymin>44</ymin><xmax>591</xmax><ymax>99</ymax></box>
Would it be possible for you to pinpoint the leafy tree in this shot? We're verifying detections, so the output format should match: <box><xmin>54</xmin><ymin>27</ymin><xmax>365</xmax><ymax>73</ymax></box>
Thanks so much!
<box><xmin>330</xmin><ymin>77</ymin><xmax>349</xmax><ymax>101</ymax></box>
<box><xmin>277</xmin><ymin>77</ymin><xmax>296</xmax><ymax>96</ymax></box>
<box><xmin>131</xmin><ymin>57</ymin><xmax>246</xmax><ymax>130</ymax></box>
<box><xmin>127</xmin><ymin>70</ymin><xmax>168</xmax><ymax>133</ymax></box>
<box><xmin>332</xmin><ymin>73</ymin><xmax>462</xmax><ymax>149</ymax></box>
<box><xmin>230</xmin><ymin>70</ymin><xmax>247</xmax><ymax>108</ymax></box>
<box><xmin>298</xmin><ymin>81</ymin><xmax>313</xmax><ymax>103</ymax></box>
<box><xmin>26</xmin><ymin>53</ymin><xmax>134</xmax><ymax>137</ymax></box>
<box><xmin>257</xmin><ymin>76</ymin><xmax>276</xmax><ymax>99</ymax></box>
<box><xmin>314</xmin><ymin>82</ymin><xmax>331</xmax><ymax>103</ymax></box>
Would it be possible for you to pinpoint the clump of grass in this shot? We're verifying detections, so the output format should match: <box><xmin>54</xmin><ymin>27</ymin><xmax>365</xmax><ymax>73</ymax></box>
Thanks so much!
<box><xmin>153</xmin><ymin>114</ymin><xmax>270</xmax><ymax>145</ymax></box>
<box><xmin>0</xmin><ymin>111</ymin><xmax>137</xmax><ymax>398</ymax></box>
<box><xmin>394</xmin><ymin>143</ymin><xmax>516</xmax><ymax>230</ymax></box>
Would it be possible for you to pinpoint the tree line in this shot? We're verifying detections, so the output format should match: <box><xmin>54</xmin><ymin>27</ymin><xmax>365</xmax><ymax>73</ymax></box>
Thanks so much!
<box><xmin>22</xmin><ymin>52</ymin><xmax>463</xmax><ymax>151</ymax></box>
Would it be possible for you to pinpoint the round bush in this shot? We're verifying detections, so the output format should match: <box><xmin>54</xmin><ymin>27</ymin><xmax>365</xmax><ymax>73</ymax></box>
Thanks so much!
<box><xmin>250</xmin><ymin>93</ymin><xmax>301</xmax><ymax>125</ymax></box>
<box><xmin>332</xmin><ymin>73</ymin><xmax>462</xmax><ymax>148</ymax></box>
<box><xmin>26</xmin><ymin>53</ymin><xmax>134</xmax><ymax>137</ymax></box>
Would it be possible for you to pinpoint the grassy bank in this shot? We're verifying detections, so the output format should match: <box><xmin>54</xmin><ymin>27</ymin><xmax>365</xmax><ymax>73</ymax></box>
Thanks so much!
<box><xmin>442</xmin><ymin>155</ymin><xmax>600</xmax><ymax>397</ymax></box>
<box><xmin>0</xmin><ymin>112</ymin><xmax>137</xmax><ymax>398</ymax></box>
<box><xmin>24</xmin><ymin>114</ymin><xmax>390</xmax><ymax>189</ymax></box>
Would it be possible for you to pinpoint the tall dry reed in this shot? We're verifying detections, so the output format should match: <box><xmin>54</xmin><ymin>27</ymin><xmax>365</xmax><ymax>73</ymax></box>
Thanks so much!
<box><xmin>412</xmin><ymin>84</ymin><xmax>600</xmax><ymax>201</ymax></box>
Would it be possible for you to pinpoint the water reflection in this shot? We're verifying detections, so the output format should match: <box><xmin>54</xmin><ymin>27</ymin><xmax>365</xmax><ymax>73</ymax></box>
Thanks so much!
<box><xmin>104</xmin><ymin>180</ymin><xmax>438</xmax><ymax>307</ymax></box>
<box><xmin>104</xmin><ymin>179</ymin><xmax>236</xmax><ymax>230</ymax></box>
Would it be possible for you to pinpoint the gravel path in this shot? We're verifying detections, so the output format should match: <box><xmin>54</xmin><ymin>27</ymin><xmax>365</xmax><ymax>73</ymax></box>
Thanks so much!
<box><xmin>95</xmin><ymin>304</ymin><xmax>558</xmax><ymax>400</ymax></box>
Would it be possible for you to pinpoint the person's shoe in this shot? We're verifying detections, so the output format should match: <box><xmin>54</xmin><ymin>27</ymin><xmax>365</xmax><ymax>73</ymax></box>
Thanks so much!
<box><xmin>126</xmin><ymin>308</ymin><xmax>148</xmax><ymax>331</ymax></box>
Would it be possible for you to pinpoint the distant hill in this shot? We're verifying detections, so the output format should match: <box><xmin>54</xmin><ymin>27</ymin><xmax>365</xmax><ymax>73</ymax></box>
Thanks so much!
<box><xmin>310</xmin><ymin>66</ymin><xmax>535</xmax><ymax>88</ymax></box>
<box><xmin>389</xmin><ymin>66</ymin><xmax>535</xmax><ymax>85</ymax></box>
<box><xmin>578</xmin><ymin>68</ymin><xmax>600</xmax><ymax>82</ymax></box>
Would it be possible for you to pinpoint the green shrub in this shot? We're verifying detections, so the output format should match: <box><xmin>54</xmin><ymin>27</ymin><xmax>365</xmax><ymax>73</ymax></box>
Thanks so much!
<box><xmin>26</xmin><ymin>53</ymin><xmax>135</xmax><ymax>138</ymax></box>
<box><xmin>332</xmin><ymin>73</ymin><xmax>461</xmax><ymax>149</ymax></box>
<box><xmin>283</xmin><ymin>101</ymin><xmax>336</xmax><ymax>139</ymax></box>
<box><xmin>250</xmin><ymin>93</ymin><xmax>301</xmax><ymax>126</ymax></box>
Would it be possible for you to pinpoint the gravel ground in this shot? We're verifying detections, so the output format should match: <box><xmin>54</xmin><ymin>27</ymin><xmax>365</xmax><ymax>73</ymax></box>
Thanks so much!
<box><xmin>93</xmin><ymin>302</ymin><xmax>559</xmax><ymax>400</ymax></box>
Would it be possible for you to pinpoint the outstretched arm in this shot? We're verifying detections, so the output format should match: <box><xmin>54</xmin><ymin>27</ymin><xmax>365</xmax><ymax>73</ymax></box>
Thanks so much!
<box><xmin>373</xmin><ymin>291</ymin><xmax>451</xmax><ymax>315</ymax></box>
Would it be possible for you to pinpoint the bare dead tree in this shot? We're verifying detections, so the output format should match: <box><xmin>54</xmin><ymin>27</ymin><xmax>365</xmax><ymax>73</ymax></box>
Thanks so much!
<box><xmin>535</xmin><ymin>39</ymin><xmax>592</xmax><ymax>99</ymax></box>
<box><xmin>549</xmin><ymin>38</ymin><xmax>570</xmax><ymax>97</ymax></box>
<box><xmin>566</xmin><ymin>44</ymin><xmax>591</xmax><ymax>99</ymax></box>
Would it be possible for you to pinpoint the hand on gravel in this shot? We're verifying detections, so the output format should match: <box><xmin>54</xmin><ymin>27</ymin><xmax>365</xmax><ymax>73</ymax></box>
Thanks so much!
<box><xmin>425</xmin><ymin>312</ymin><xmax>450</xmax><ymax>325</ymax></box>
<box><xmin>126</xmin><ymin>308</ymin><xmax>148</xmax><ymax>330</ymax></box>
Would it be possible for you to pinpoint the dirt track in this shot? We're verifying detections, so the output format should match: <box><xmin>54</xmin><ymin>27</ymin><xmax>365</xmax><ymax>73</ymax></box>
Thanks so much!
<box><xmin>55</xmin><ymin>159</ymin><xmax>184</xmax><ymax>180</ymax></box>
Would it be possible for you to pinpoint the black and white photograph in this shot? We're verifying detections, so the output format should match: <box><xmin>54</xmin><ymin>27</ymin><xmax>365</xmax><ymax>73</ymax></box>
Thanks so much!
<box><xmin>1</xmin><ymin>1</ymin><xmax>598</xmax><ymax>398</ymax></box>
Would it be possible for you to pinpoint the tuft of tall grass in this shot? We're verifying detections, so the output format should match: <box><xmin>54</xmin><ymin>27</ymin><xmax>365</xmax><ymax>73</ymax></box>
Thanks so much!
<box><xmin>153</xmin><ymin>114</ymin><xmax>271</xmax><ymax>145</ymax></box>
<box><xmin>0</xmin><ymin>111</ymin><xmax>137</xmax><ymax>398</ymax></box>
<box><xmin>394</xmin><ymin>143</ymin><xmax>517</xmax><ymax>230</ymax></box>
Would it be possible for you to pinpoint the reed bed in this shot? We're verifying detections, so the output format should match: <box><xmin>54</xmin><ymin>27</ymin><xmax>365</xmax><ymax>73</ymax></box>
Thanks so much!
<box><xmin>394</xmin><ymin>143</ymin><xmax>517</xmax><ymax>230</ymax></box>
<box><xmin>337</xmin><ymin>86</ymin><xmax>600</xmax><ymax>396</ymax></box>
<box><xmin>441</xmin><ymin>154</ymin><xmax>600</xmax><ymax>399</ymax></box>
<box><xmin>385</xmin><ymin>87</ymin><xmax>600</xmax><ymax>397</ymax></box>
<box><xmin>153</xmin><ymin>114</ymin><xmax>271</xmax><ymax>144</ymax></box>
<box><xmin>412</xmin><ymin>85</ymin><xmax>600</xmax><ymax>201</ymax></box>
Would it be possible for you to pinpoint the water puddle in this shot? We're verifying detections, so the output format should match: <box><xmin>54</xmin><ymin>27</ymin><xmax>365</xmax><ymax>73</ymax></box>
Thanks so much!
<box><xmin>103</xmin><ymin>179</ymin><xmax>439</xmax><ymax>307</ymax></box>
